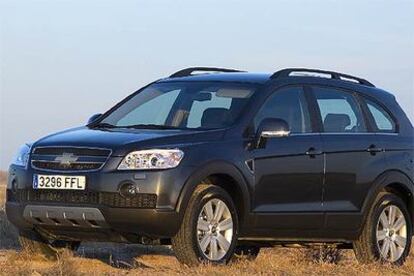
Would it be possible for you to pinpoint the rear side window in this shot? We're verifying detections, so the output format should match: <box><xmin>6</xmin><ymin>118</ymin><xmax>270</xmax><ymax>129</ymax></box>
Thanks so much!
<box><xmin>254</xmin><ymin>86</ymin><xmax>312</xmax><ymax>133</ymax></box>
<box><xmin>313</xmin><ymin>87</ymin><xmax>367</xmax><ymax>133</ymax></box>
<box><xmin>365</xmin><ymin>99</ymin><xmax>396</xmax><ymax>132</ymax></box>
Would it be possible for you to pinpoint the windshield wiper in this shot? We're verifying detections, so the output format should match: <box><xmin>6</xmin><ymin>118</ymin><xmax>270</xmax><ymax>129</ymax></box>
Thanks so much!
<box><xmin>92</xmin><ymin>123</ymin><xmax>182</xmax><ymax>130</ymax></box>
<box><xmin>92</xmin><ymin>123</ymin><xmax>118</xmax><ymax>129</ymax></box>
<box><xmin>118</xmin><ymin>124</ymin><xmax>181</xmax><ymax>130</ymax></box>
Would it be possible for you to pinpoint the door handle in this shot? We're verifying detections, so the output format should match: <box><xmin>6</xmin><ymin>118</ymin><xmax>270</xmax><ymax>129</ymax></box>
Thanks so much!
<box><xmin>305</xmin><ymin>147</ymin><xmax>323</xmax><ymax>157</ymax></box>
<box><xmin>366</xmin><ymin>144</ymin><xmax>384</xmax><ymax>154</ymax></box>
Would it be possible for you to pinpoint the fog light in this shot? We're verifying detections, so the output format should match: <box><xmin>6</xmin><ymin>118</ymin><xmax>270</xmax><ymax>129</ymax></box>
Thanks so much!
<box><xmin>119</xmin><ymin>182</ymin><xmax>139</xmax><ymax>198</ymax></box>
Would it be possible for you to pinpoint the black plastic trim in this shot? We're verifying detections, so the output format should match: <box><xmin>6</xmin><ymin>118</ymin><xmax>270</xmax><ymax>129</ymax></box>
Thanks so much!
<box><xmin>270</xmin><ymin>68</ymin><xmax>375</xmax><ymax>87</ymax></box>
<box><xmin>169</xmin><ymin>67</ymin><xmax>244</xmax><ymax>78</ymax></box>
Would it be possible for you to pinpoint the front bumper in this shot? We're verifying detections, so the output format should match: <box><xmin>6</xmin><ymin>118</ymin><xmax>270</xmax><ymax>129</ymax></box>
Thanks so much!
<box><xmin>5</xmin><ymin>163</ymin><xmax>194</xmax><ymax>241</ymax></box>
<box><xmin>6</xmin><ymin>201</ymin><xmax>180</xmax><ymax>241</ymax></box>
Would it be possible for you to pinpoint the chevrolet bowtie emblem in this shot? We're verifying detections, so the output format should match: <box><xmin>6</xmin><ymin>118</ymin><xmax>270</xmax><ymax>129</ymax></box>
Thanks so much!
<box><xmin>55</xmin><ymin>153</ymin><xmax>79</xmax><ymax>165</ymax></box>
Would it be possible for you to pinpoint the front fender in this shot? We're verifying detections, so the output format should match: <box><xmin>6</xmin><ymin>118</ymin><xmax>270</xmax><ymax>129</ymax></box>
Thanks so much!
<box><xmin>175</xmin><ymin>160</ymin><xmax>252</xmax><ymax>228</ymax></box>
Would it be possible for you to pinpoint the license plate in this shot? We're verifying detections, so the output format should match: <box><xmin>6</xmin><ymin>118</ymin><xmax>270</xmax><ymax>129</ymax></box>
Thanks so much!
<box><xmin>33</xmin><ymin>174</ymin><xmax>86</xmax><ymax>190</ymax></box>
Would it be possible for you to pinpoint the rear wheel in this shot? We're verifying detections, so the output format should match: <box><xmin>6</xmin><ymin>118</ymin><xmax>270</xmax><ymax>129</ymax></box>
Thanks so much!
<box><xmin>19</xmin><ymin>230</ymin><xmax>80</xmax><ymax>259</ymax></box>
<box><xmin>172</xmin><ymin>184</ymin><xmax>238</xmax><ymax>266</ymax></box>
<box><xmin>353</xmin><ymin>192</ymin><xmax>412</xmax><ymax>265</ymax></box>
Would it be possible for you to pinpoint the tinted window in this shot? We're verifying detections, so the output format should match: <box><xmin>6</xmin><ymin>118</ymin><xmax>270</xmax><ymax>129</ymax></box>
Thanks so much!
<box><xmin>366</xmin><ymin>99</ymin><xmax>396</xmax><ymax>132</ymax></box>
<box><xmin>254</xmin><ymin>86</ymin><xmax>311</xmax><ymax>133</ymax></box>
<box><xmin>313</xmin><ymin>87</ymin><xmax>367</xmax><ymax>133</ymax></box>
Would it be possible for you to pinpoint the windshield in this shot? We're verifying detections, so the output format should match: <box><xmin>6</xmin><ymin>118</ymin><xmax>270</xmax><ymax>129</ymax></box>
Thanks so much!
<box><xmin>95</xmin><ymin>82</ymin><xmax>256</xmax><ymax>130</ymax></box>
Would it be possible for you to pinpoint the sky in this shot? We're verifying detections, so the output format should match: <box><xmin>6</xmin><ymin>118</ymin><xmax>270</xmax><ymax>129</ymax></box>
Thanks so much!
<box><xmin>0</xmin><ymin>0</ymin><xmax>413</xmax><ymax>169</ymax></box>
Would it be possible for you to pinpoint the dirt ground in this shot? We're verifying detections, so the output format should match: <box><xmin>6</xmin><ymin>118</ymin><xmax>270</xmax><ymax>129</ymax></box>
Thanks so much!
<box><xmin>1</xmin><ymin>171</ymin><xmax>414</xmax><ymax>275</ymax></box>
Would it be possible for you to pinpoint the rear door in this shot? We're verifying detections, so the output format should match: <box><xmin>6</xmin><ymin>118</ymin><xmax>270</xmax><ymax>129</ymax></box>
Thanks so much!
<box><xmin>310</xmin><ymin>86</ymin><xmax>386</xmax><ymax>230</ymax></box>
<box><xmin>361</xmin><ymin>97</ymin><xmax>413</xmax><ymax>181</ymax></box>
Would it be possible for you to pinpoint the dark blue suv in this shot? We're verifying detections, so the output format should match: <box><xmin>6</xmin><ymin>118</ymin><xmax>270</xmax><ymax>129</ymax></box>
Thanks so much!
<box><xmin>6</xmin><ymin>67</ymin><xmax>414</xmax><ymax>266</ymax></box>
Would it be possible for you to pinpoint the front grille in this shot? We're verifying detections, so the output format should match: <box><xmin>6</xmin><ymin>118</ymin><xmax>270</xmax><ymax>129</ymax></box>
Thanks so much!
<box><xmin>11</xmin><ymin>190</ymin><xmax>157</xmax><ymax>209</ymax></box>
<box><xmin>31</xmin><ymin>147</ymin><xmax>111</xmax><ymax>172</ymax></box>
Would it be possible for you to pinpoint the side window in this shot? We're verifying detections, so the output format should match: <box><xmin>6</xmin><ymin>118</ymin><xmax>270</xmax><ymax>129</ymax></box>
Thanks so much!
<box><xmin>313</xmin><ymin>87</ymin><xmax>367</xmax><ymax>133</ymax></box>
<box><xmin>365</xmin><ymin>99</ymin><xmax>396</xmax><ymax>132</ymax></box>
<box><xmin>254</xmin><ymin>86</ymin><xmax>312</xmax><ymax>133</ymax></box>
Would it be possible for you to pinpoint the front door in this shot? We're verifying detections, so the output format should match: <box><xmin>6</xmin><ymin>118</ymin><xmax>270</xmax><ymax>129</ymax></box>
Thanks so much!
<box><xmin>251</xmin><ymin>86</ymin><xmax>324</xmax><ymax>232</ymax></box>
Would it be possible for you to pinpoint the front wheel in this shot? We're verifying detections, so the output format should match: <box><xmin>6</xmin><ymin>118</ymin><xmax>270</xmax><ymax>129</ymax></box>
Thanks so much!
<box><xmin>172</xmin><ymin>184</ymin><xmax>238</xmax><ymax>266</ymax></box>
<box><xmin>353</xmin><ymin>192</ymin><xmax>412</xmax><ymax>265</ymax></box>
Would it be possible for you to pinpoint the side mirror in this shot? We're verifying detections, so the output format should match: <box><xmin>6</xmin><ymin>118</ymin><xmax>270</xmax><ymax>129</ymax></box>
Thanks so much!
<box><xmin>87</xmin><ymin>113</ymin><xmax>102</xmax><ymax>125</ymax></box>
<box><xmin>256</xmin><ymin>118</ymin><xmax>290</xmax><ymax>148</ymax></box>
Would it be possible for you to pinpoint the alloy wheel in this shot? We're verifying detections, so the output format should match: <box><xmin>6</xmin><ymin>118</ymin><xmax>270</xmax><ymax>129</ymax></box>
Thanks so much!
<box><xmin>376</xmin><ymin>205</ymin><xmax>407</xmax><ymax>262</ymax></box>
<box><xmin>197</xmin><ymin>198</ymin><xmax>234</xmax><ymax>261</ymax></box>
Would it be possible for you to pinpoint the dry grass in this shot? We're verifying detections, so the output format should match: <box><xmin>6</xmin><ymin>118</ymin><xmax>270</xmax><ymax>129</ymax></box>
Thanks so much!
<box><xmin>0</xmin><ymin>172</ymin><xmax>6</xmax><ymax>186</ymax></box>
<box><xmin>1</xmin><ymin>170</ymin><xmax>414</xmax><ymax>275</ymax></box>
<box><xmin>0</xmin><ymin>172</ymin><xmax>19</xmax><ymax>249</ymax></box>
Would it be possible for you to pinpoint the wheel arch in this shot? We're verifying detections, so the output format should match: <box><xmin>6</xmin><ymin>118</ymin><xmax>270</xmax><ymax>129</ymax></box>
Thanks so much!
<box><xmin>361</xmin><ymin>169</ymin><xmax>414</xmax><ymax>228</ymax></box>
<box><xmin>175</xmin><ymin>160</ymin><xmax>252</xmax><ymax>229</ymax></box>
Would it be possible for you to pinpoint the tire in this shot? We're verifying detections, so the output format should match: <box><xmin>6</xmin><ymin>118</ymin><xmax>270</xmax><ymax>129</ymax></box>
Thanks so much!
<box><xmin>353</xmin><ymin>192</ymin><xmax>412</xmax><ymax>265</ymax></box>
<box><xmin>172</xmin><ymin>184</ymin><xmax>239</xmax><ymax>266</ymax></box>
<box><xmin>233</xmin><ymin>245</ymin><xmax>260</xmax><ymax>261</ymax></box>
<box><xmin>19</xmin><ymin>230</ymin><xmax>80</xmax><ymax>259</ymax></box>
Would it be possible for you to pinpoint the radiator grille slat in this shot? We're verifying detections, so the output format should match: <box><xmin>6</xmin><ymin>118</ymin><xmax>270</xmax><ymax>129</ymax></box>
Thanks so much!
<box><xmin>31</xmin><ymin>161</ymin><xmax>102</xmax><ymax>171</ymax></box>
<box><xmin>33</xmin><ymin>147</ymin><xmax>111</xmax><ymax>156</ymax></box>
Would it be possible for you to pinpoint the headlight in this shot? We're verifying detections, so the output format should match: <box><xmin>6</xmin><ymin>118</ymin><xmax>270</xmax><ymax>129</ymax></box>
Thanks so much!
<box><xmin>118</xmin><ymin>149</ymin><xmax>184</xmax><ymax>170</ymax></box>
<box><xmin>12</xmin><ymin>143</ymin><xmax>32</xmax><ymax>167</ymax></box>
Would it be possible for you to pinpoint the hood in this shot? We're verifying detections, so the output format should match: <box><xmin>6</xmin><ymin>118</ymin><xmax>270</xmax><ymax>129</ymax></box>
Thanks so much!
<box><xmin>34</xmin><ymin>126</ymin><xmax>225</xmax><ymax>156</ymax></box>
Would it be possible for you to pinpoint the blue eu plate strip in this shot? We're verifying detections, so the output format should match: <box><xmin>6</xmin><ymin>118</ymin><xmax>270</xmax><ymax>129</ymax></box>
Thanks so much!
<box><xmin>33</xmin><ymin>174</ymin><xmax>38</xmax><ymax>189</ymax></box>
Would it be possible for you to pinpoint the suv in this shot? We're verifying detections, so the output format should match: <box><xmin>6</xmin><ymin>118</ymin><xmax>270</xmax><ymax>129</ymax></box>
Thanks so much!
<box><xmin>6</xmin><ymin>67</ymin><xmax>414</xmax><ymax>265</ymax></box>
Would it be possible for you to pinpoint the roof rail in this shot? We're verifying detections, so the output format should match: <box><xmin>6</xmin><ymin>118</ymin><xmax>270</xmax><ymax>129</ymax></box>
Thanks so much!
<box><xmin>270</xmin><ymin>68</ymin><xmax>375</xmax><ymax>87</ymax></box>
<box><xmin>169</xmin><ymin>67</ymin><xmax>244</xmax><ymax>78</ymax></box>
